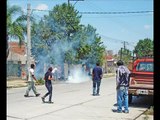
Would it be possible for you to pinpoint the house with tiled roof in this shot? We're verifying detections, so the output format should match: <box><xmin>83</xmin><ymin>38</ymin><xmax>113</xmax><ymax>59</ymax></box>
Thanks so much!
<box><xmin>7</xmin><ymin>42</ymin><xmax>27</xmax><ymax>64</ymax></box>
<box><xmin>7</xmin><ymin>42</ymin><xmax>27</xmax><ymax>79</ymax></box>
<box><xmin>104</xmin><ymin>50</ymin><xmax>116</xmax><ymax>73</ymax></box>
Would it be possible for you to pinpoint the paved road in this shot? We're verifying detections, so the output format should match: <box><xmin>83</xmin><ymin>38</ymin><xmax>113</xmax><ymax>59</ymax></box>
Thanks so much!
<box><xmin>7</xmin><ymin>77</ymin><xmax>153</xmax><ymax>120</ymax></box>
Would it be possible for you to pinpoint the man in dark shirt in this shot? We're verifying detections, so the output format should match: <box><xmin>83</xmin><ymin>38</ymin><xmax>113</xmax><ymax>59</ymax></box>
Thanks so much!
<box><xmin>41</xmin><ymin>67</ymin><xmax>54</xmax><ymax>103</ymax></box>
<box><xmin>92</xmin><ymin>62</ymin><xmax>103</xmax><ymax>96</ymax></box>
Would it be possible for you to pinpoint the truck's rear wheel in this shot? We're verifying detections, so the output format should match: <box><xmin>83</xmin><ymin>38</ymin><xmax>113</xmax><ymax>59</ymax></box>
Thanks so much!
<box><xmin>129</xmin><ymin>94</ymin><xmax>132</xmax><ymax>104</ymax></box>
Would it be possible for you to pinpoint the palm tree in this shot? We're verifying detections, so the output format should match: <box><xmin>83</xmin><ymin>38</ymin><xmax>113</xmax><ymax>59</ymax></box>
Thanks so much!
<box><xmin>7</xmin><ymin>4</ymin><xmax>27</xmax><ymax>44</ymax></box>
<box><xmin>7</xmin><ymin>4</ymin><xmax>27</xmax><ymax>57</ymax></box>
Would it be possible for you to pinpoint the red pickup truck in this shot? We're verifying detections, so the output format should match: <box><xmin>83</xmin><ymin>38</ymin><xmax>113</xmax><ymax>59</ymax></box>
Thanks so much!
<box><xmin>128</xmin><ymin>56</ymin><xmax>153</xmax><ymax>104</ymax></box>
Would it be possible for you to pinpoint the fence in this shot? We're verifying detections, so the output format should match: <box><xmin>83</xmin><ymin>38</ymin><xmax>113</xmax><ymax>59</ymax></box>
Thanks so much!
<box><xmin>7</xmin><ymin>61</ymin><xmax>27</xmax><ymax>80</ymax></box>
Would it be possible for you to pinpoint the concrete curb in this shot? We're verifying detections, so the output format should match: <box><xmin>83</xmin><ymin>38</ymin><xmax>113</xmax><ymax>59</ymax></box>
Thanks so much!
<box><xmin>136</xmin><ymin>114</ymin><xmax>153</xmax><ymax>120</ymax></box>
<box><xmin>7</xmin><ymin>74</ymin><xmax>116</xmax><ymax>88</ymax></box>
<box><xmin>7</xmin><ymin>80</ymin><xmax>28</xmax><ymax>88</ymax></box>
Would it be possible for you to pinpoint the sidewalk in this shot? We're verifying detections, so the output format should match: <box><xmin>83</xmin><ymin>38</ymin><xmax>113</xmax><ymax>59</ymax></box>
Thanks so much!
<box><xmin>7</xmin><ymin>79</ymin><xmax>67</xmax><ymax>88</ymax></box>
<box><xmin>7</xmin><ymin>79</ymin><xmax>28</xmax><ymax>88</ymax></box>
<box><xmin>7</xmin><ymin>73</ymin><xmax>116</xmax><ymax>88</ymax></box>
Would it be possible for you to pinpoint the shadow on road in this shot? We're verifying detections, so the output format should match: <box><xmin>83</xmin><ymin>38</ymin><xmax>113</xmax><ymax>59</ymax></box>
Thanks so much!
<box><xmin>24</xmin><ymin>95</ymin><xmax>36</xmax><ymax>97</ymax></box>
<box><xmin>130</xmin><ymin>95</ymin><xmax>153</xmax><ymax>108</ymax></box>
<box><xmin>113</xmin><ymin>95</ymin><xmax>153</xmax><ymax>108</ymax></box>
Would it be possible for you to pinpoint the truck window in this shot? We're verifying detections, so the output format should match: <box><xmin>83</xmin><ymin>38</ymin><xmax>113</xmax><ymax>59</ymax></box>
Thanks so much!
<box><xmin>136</xmin><ymin>62</ymin><xmax>153</xmax><ymax>72</ymax></box>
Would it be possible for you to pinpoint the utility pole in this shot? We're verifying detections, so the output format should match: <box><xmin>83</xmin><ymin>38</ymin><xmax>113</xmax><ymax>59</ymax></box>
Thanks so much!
<box><xmin>27</xmin><ymin>4</ymin><xmax>31</xmax><ymax>72</ymax></box>
<box><xmin>120</xmin><ymin>41</ymin><xmax>126</xmax><ymax>60</ymax></box>
<box><xmin>123</xmin><ymin>41</ymin><xmax>129</xmax><ymax>50</ymax></box>
<box><xmin>120</xmin><ymin>48</ymin><xmax>123</xmax><ymax>60</ymax></box>
<box><xmin>123</xmin><ymin>41</ymin><xmax>126</xmax><ymax>50</ymax></box>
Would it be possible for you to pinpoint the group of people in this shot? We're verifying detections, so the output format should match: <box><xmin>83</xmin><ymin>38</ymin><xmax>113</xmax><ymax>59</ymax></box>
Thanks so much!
<box><xmin>24</xmin><ymin>64</ymin><xmax>54</xmax><ymax>103</ymax></box>
<box><xmin>90</xmin><ymin>60</ymin><xmax>130</xmax><ymax>113</ymax></box>
<box><xmin>24</xmin><ymin>60</ymin><xmax>131</xmax><ymax>113</ymax></box>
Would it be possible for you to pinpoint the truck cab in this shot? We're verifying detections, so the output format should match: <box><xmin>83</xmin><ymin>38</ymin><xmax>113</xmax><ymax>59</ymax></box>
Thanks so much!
<box><xmin>128</xmin><ymin>56</ymin><xmax>153</xmax><ymax>104</ymax></box>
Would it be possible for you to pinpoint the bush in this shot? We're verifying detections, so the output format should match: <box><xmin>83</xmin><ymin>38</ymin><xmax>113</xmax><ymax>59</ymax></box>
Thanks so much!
<box><xmin>108</xmin><ymin>68</ymin><xmax>113</xmax><ymax>73</ymax></box>
<box><xmin>36</xmin><ymin>78</ymin><xmax>45</xmax><ymax>85</ymax></box>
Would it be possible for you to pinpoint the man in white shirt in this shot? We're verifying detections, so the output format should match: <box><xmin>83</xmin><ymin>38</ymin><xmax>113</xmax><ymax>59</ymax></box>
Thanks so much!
<box><xmin>24</xmin><ymin>64</ymin><xmax>40</xmax><ymax>97</ymax></box>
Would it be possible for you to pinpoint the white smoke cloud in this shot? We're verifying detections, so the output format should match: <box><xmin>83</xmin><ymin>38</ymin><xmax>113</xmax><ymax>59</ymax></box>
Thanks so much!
<box><xmin>66</xmin><ymin>64</ymin><xmax>91</xmax><ymax>83</ymax></box>
<box><xmin>35</xmin><ymin>4</ymin><xmax>48</xmax><ymax>10</ymax></box>
<box><xmin>32</xmin><ymin>17</ymin><xmax>97</xmax><ymax>81</ymax></box>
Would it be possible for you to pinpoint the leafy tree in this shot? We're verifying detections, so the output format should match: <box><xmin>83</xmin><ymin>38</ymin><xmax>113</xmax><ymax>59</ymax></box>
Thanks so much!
<box><xmin>49</xmin><ymin>3</ymin><xmax>81</xmax><ymax>37</ymax></box>
<box><xmin>31</xmin><ymin>3</ymin><xmax>106</xmax><ymax>73</ymax></box>
<box><xmin>134</xmin><ymin>38</ymin><xmax>153</xmax><ymax>57</ymax></box>
<box><xmin>68</xmin><ymin>24</ymin><xmax>106</xmax><ymax>65</ymax></box>
<box><xmin>118</xmin><ymin>48</ymin><xmax>132</xmax><ymax>65</ymax></box>
<box><xmin>31</xmin><ymin>20</ymin><xmax>51</xmax><ymax>61</ymax></box>
<box><xmin>80</xmin><ymin>25</ymin><xmax>105</xmax><ymax>65</ymax></box>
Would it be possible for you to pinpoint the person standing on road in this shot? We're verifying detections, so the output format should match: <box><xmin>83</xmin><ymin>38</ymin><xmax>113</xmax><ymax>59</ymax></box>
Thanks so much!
<box><xmin>116</xmin><ymin>60</ymin><xmax>130</xmax><ymax>113</ymax></box>
<box><xmin>92</xmin><ymin>62</ymin><xmax>103</xmax><ymax>96</ymax></box>
<box><xmin>41</xmin><ymin>67</ymin><xmax>54</xmax><ymax>103</ymax></box>
<box><xmin>24</xmin><ymin>64</ymin><xmax>40</xmax><ymax>97</ymax></box>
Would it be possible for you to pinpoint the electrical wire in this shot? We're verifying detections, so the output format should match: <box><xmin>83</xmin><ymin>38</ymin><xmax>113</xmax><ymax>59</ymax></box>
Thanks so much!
<box><xmin>100</xmin><ymin>34</ymin><xmax>136</xmax><ymax>47</ymax></box>
<box><xmin>32</xmin><ymin>9</ymin><xmax>153</xmax><ymax>15</ymax></box>
<box><xmin>79</xmin><ymin>11</ymin><xmax>153</xmax><ymax>14</ymax></box>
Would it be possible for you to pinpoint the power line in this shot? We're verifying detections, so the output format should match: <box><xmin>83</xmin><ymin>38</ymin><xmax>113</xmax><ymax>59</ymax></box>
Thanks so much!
<box><xmin>30</xmin><ymin>9</ymin><xmax>145</xmax><ymax>48</ymax></box>
<box><xmin>100</xmin><ymin>34</ymin><xmax>134</xmax><ymax>43</ymax></box>
<box><xmin>79</xmin><ymin>11</ymin><xmax>153</xmax><ymax>14</ymax></box>
<box><xmin>85</xmin><ymin>0</ymin><xmax>152</xmax><ymax>2</ymax></box>
<box><xmin>100</xmin><ymin>34</ymin><xmax>136</xmax><ymax>49</ymax></box>
<box><xmin>81</xmin><ymin>14</ymin><xmax>152</xmax><ymax>18</ymax></box>
<box><xmin>31</xmin><ymin>9</ymin><xmax>153</xmax><ymax>14</ymax></box>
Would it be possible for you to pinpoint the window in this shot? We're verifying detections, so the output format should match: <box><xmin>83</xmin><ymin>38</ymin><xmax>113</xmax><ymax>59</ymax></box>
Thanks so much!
<box><xmin>136</xmin><ymin>62</ymin><xmax>153</xmax><ymax>72</ymax></box>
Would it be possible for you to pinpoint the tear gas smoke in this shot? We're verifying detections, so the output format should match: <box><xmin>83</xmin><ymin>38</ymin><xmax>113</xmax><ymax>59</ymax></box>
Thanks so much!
<box><xmin>66</xmin><ymin>64</ymin><xmax>91</xmax><ymax>83</ymax></box>
<box><xmin>31</xmin><ymin>15</ymin><xmax>98</xmax><ymax>80</ymax></box>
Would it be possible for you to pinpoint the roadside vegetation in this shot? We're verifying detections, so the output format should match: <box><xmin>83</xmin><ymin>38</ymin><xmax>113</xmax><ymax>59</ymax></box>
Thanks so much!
<box><xmin>117</xmin><ymin>38</ymin><xmax>153</xmax><ymax>66</ymax></box>
<box><xmin>36</xmin><ymin>78</ymin><xmax>45</xmax><ymax>85</ymax></box>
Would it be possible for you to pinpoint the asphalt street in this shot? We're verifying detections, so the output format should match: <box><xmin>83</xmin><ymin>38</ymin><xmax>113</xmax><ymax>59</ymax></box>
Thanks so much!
<box><xmin>7</xmin><ymin>77</ymin><xmax>153</xmax><ymax>120</ymax></box>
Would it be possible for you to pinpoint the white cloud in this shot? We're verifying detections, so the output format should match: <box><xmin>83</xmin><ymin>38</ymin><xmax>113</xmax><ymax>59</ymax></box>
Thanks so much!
<box><xmin>144</xmin><ymin>25</ymin><xmax>151</xmax><ymax>30</ymax></box>
<box><xmin>35</xmin><ymin>4</ymin><xmax>48</xmax><ymax>10</ymax></box>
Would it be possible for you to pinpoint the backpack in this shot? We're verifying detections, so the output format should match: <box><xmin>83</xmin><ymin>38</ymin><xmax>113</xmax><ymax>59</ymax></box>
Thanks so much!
<box><xmin>119</xmin><ymin>67</ymin><xmax>129</xmax><ymax>87</ymax></box>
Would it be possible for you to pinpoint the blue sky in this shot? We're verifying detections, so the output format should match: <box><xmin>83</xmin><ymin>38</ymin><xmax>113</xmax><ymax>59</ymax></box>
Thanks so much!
<box><xmin>8</xmin><ymin>0</ymin><xmax>153</xmax><ymax>54</ymax></box>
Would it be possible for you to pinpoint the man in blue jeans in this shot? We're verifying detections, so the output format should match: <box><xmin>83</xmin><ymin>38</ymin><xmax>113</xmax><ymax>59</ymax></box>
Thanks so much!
<box><xmin>116</xmin><ymin>60</ymin><xmax>130</xmax><ymax>113</ymax></box>
<box><xmin>92</xmin><ymin>62</ymin><xmax>103</xmax><ymax>96</ymax></box>
<box><xmin>41</xmin><ymin>67</ymin><xmax>54</xmax><ymax>103</ymax></box>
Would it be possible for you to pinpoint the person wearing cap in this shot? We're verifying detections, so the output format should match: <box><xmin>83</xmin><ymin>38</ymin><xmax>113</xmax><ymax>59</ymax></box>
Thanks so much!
<box><xmin>116</xmin><ymin>60</ymin><xmax>130</xmax><ymax>113</ymax></box>
<box><xmin>41</xmin><ymin>67</ymin><xmax>54</xmax><ymax>103</ymax></box>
